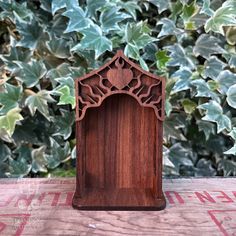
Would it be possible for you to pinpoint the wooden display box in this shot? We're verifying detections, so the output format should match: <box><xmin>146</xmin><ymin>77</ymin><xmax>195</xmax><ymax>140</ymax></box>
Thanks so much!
<box><xmin>73</xmin><ymin>51</ymin><xmax>166</xmax><ymax>210</ymax></box>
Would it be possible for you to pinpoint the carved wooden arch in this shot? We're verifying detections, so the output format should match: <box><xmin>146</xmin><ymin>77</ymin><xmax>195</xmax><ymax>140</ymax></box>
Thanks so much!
<box><xmin>75</xmin><ymin>50</ymin><xmax>165</xmax><ymax>121</ymax></box>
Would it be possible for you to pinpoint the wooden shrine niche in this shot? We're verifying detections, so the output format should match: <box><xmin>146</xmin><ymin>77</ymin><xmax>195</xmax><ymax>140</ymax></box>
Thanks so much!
<box><xmin>73</xmin><ymin>50</ymin><xmax>166</xmax><ymax>210</ymax></box>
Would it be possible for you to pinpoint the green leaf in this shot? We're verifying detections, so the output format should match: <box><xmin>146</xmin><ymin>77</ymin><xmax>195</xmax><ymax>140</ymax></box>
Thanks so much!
<box><xmin>181</xmin><ymin>1</ymin><xmax>199</xmax><ymax>28</ymax></box>
<box><xmin>205</xmin><ymin>0</ymin><xmax>236</xmax><ymax>35</ymax></box>
<box><xmin>53</xmin><ymin>109</ymin><xmax>75</xmax><ymax>139</ymax></box>
<box><xmin>63</xmin><ymin>6</ymin><xmax>92</xmax><ymax>33</ymax></box>
<box><xmin>156</xmin><ymin>50</ymin><xmax>170</xmax><ymax>69</ymax></box>
<box><xmin>148</xmin><ymin>0</ymin><xmax>170</xmax><ymax>13</ymax></box>
<box><xmin>193</xmin><ymin>34</ymin><xmax>226</xmax><ymax>59</ymax></box>
<box><xmin>17</xmin><ymin>60</ymin><xmax>47</xmax><ymax>88</ymax></box>
<box><xmin>165</xmin><ymin>44</ymin><xmax>195</xmax><ymax>69</ymax></box>
<box><xmin>16</xmin><ymin>18</ymin><xmax>45</xmax><ymax>50</ymax></box>
<box><xmin>76</xmin><ymin>24</ymin><xmax>112</xmax><ymax>59</ymax></box>
<box><xmin>31</xmin><ymin>146</ymin><xmax>47</xmax><ymax>173</ymax></box>
<box><xmin>46</xmin><ymin>138</ymin><xmax>70</xmax><ymax>169</ymax></box>
<box><xmin>0</xmin><ymin>83</ymin><xmax>22</xmax><ymax>115</ymax></box>
<box><xmin>0</xmin><ymin>108</ymin><xmax>23</xmax><ymax>136</ymax></box>
<box><xmin>227</xmin><ymin>84</ymin><xmax>236</xmax><ymax>109</ymax></box>
<box><xmin>202</xmin><ymin>56</ymin><xmax>226</xmax><ymax>79</ymax></box>
<box><xmin>198</xmin><ymin>100</ymin><xmax>231</xmax><ymax>133</ymax></box>
<box><xmin>181</xmin><ymin>99</ymin><xmax>197</xmax><ymax>114</ymax></box>
<box><xmin>25</xmin><ymin>90</ymin><xmax>56</xmax><ymax>120</ymax></box>
<box><xmin>54</xmin><ymin>77</ymin><xmax>75</xmax><ymax>108</ymax></box>
<box><xmin>57</xmin><ymin>86</ymin><xmax>76</xmax><ymax>108</ymax></box>
<box><xmin>8</xmin><ymin>157</ymin><xmax>31</xmax><ymax>178</ymax></box>
<box><xmin>100</xmin><ymin>7</ymin><xmax>130</xmax><ymax>33</ymax></box>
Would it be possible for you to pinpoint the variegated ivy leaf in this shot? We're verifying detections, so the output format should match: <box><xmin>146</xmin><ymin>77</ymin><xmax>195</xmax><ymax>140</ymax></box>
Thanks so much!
<box><xmin>15</xmin><ymin>18</ymin><xmax>45</xmax><ymax>50</ymax></box>
<box><xmin>0</xmin><ymin>46</ymin><xmax>32</xmax><ymax>73</ymax></box>
<box><xmin>148</xmin><ymin>0</ymin><xmax>170</xmax><ymax>13</ymax></box>
<box><xmin>191</xmin><ymin>79</ymin><xmax>219</xmax><ymax>102</ymax></box>
<box><xmin>218</xmin><ymin>159</ymin><xmax>236</xmax><ymax>175</ymax></box>
<box><xmin>52</xmin><ymin>0</ymin><xmax>78</xmax><ymax>15</ymax></box>
<box><xmin>16</xmin><ymin>60</ymin><xmax>47</xmax><ymax>88</ymax></box>
<box><xmin>72</xmin><ymin>24</ymin><xmax>112</xmax><ymax>59</ymax></box>
<box><xmin>0</xmin><ymin>107</ymin><xmax>23</xmax><ymax>136</ymax></box>
<box><xmin>157</xmin><ymin>18</ymin><xmax>184</xmax><ymax>38</ymax></box>
<box><xmin>25</xmin><ymin>90</ymin><xmax>56</xmax><ymax>120</ymax></box>
<box><xmin>118</xmin><ymin>1</ymin><xmax>142</xmax><ymax>20</ymax></box>
<box><xmin>0</xmin><ymin>142</ymin><xmax>11</xmax><ymax>162</ymax></box>
<box><xmin>171</xmin><ymin>68</ymin><xmax>192</xmax><ymax>93</ymax></box>
<box><xmin>0</xmin><ymin>1</ymin><xmax>33</xmax><ymax>22</ymax></box>
<box><xmin>197</xmin><ymin>120</ymin><xmax>216</xmax><ymax>140</ymax></box>
<box><xmin>202</xmin><ymin>56</ymin><xmax>226</xmax><ymax>80</ymax></box>
<box><xmin>8</xmin><ymin>156</ymin><xmax>31</xmax><ymax>178</ymax></box>
<box><xmin>198</xmin><ymin>100</ymin><xmax>231</xmax><ymax>133</ymax></box>
<box><xmin>46</xmin><ymin>37</ymin><xmax>71</xmax><ymax>59</ymax></box>
<box><xmin>45</xmin><ymin>138</ymin><xmax>70</xmax><ymax>169</ymax></box>
<box><xmin>31</xmin><ymin>146</ymin><xmax>47</xmax><ymax>173</ymax></box>
<box><xmin>63</xmin><ymin>5</ymin><xmax>92</xmax><ymax>33</ymax></box>
<box><xmin>226</xmin><ymin>84</ymin><xmax>236</xmax><ymax>109</ymax></box>
<box><xmin>165</xmin><ymin>44</ymin><xmax>195</xmax><ymax>69</ymax></box>
<box><xmin>100</xmin><ymin>7</ymin><xmax>130</xmax><ymax>33</ymax></box>
<box><xmin>200</xmin><ymin>0</ymin><xmax>214</xmax><ymax>17</ymax></box>
<box><xmin>53</xmin><ymin>109</ymin><xmax>75</xmax><ymax>140</ymax></box>
<box><xmin>86</xmin><ymin>0</ymin><xmax>107</xmax><ymax>18</ymax></box>
<box><xmin>124</xmin><ymin>21</ymin><xmax>156</xmax><ymax>60</ymax></box>
<box><xmin>215</xmin><ymin>70</ymin><xmax>236</xmax><ymax>95</ymax></box>
<box><xmin>205</xmin><ymin>0</ymin><xmax>236</xmax><ymax>35</ymax></box>
<box><xmin>193</xmin><ymin>34</ymin><xmax>226</xmax><ymax>59</ymax></box>
<box><xmin>0</xmin><ymin>83</ymin><xmax>22</xmax><ymax>115</ymax></box>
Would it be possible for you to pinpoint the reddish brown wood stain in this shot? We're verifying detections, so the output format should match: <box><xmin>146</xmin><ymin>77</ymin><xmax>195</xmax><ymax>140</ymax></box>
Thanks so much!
<box><xmin>74</xmin><ymin>50</ymin><xmax>166</xmax><ymax>210</ymax></box>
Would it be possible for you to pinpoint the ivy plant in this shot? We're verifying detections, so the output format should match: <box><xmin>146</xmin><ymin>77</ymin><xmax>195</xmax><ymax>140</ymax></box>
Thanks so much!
<box><xmin>0</xmin><ymin>0</ymin><xmax>236</xmax><ymax>177</ymax></box>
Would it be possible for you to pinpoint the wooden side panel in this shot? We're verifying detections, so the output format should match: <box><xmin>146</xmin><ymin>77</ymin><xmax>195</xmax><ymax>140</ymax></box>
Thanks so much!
<box><xmin>83</xmin><ymin>94</ymin><xmax>157</xmax><ymax>189</ymax></box>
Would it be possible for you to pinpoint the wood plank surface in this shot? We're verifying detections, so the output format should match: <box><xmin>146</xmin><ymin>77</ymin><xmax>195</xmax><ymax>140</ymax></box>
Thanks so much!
<box><xmin>0</xmin><ymin>178</ymin><xmax>235</xmax><ymax>236</ymax></box>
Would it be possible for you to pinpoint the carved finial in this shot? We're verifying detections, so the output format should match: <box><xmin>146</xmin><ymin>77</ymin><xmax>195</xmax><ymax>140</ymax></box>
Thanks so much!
<box><xmin>116</xmin><ymin>50</ymin><xmax>125</xmax><ymax>57</ymax></box>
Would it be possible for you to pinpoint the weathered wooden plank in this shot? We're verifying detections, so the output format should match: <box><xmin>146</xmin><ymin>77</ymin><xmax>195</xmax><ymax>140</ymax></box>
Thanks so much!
<box><xmin>0</xmin><ymin>178</ymin><xmax>235</xmax><ymax>236</ymax></box>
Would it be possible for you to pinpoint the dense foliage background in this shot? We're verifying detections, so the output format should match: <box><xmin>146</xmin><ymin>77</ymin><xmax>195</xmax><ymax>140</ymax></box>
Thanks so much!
<box><xmin>0</xmin><ymin>0</ymin><xmax>236</xmax><ymax>178</ymax></box>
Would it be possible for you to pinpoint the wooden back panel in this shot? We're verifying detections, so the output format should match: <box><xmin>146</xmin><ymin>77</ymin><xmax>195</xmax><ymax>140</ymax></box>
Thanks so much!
<box><xmin>83</xmin><ymin>94</ymin><xmax>157</xmax><ymax>189</ymax></box>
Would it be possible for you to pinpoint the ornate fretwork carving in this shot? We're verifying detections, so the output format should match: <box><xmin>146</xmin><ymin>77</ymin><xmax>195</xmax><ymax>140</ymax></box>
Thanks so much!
<box><xmin>75</xmin><ymin>50</ymin><xmax>165</xmax><ymax>121</ymax></box>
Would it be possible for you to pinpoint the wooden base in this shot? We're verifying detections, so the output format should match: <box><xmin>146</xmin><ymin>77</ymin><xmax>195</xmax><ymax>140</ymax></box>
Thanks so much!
<box><xmin>72</xmin><ymin>188</ymin><xmax>166</xmax><ymax>211</ymax></box>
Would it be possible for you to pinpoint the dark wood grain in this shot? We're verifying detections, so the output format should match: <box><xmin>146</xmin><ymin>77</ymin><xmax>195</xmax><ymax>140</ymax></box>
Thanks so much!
<box><xmin>74</xmin><ymin>50</ymin><xmax>165</xmax><ymax>210</ymax></box>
